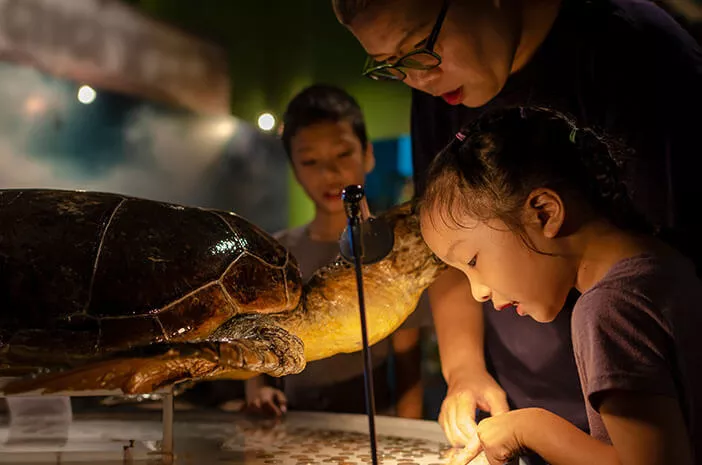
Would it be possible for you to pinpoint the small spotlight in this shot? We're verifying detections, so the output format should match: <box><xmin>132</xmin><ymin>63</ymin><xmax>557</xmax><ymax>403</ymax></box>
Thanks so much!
<box><xmin>257</xmin><ymin>112</ymin><xmax>275</xmax><ymax>131</ymax></box>
<box><xmin>77</xmin><ymin>85</ymin><xmax>96</xmax><ymax>105</ymax></box>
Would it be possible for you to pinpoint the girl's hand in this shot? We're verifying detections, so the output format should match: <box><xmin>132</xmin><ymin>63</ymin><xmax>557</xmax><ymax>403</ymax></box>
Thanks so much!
<box><xmin>439</xmin><ymin>370</ymin><xmax>509</xmax><ymax>446</ymax></box>
<box><xmin>446</xmin><ymin>447</ymin><xmax>490</xmax><ymax>465</ymax></box>
<box><xmin>475</xmin><ymin>410</ymin><xmax>529</xmax><ymax>465</ymax></box>
<box><xmin>447</xmin><ymin>409</ymin><xmax>533</xmax><ymax>465</ymax></box>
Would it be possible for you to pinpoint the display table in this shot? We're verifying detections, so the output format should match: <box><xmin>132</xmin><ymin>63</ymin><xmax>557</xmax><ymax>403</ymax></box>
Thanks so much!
<box><xmin>0</xmin><ymin>406</ymin><xmax>457</xmax><ymax>464</ymax></box>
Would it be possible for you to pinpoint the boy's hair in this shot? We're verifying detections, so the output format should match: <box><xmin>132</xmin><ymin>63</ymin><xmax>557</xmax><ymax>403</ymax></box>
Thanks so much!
<box><xmin>281</xmin><ymin>84</ymin><xmax>368</xmax><ymax>158</ymax></box>
<box><xmin>418</xmin><ymin>106</ymin><xmax>651</xmax><ymax>251</ymax></box>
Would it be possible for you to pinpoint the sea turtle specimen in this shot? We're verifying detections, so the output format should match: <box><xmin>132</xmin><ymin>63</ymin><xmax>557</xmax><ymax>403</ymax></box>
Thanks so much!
<box><xmin>0</xmin><ymin>189</ymin><xmax>445</xmax><ymax>396</ymax></box>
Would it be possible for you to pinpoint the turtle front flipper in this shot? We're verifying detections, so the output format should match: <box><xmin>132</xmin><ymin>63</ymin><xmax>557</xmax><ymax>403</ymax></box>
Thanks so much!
<box><xmin>1</xmin><ymin>317</ymin><xmax>304</xmax><ymax>396</ymax></box>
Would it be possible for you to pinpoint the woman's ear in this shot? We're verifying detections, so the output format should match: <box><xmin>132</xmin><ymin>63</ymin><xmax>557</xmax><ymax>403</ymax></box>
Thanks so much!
<box><xmin>524</xmin><ymin>188</ymin><xmax>565</xmax><ymax>239</ymax></box>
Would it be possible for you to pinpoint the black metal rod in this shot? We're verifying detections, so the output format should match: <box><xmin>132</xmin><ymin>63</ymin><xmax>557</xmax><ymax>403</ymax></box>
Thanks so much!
<box><xmin>346</xmin><ymin>216</ymin><xmax>379</xmax><ymax>465</ymax></box>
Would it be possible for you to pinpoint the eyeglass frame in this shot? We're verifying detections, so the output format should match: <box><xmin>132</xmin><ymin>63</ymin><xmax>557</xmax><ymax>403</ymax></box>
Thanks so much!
<box><xmin>361</xmin><ymin>0</ymin><xmax>449</xmax><ymax>81</ymax></box>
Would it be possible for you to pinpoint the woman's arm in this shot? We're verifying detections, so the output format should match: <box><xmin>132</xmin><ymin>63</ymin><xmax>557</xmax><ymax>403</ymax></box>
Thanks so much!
<box><xmin>391</xmin><ymin>327</ymin><xmax>424</xmax><ymax>419</ymax></box>
<box><xmin>430</xmin><ymin>269</ymin><xmax>509</xmax><ymax>446</ymax></box>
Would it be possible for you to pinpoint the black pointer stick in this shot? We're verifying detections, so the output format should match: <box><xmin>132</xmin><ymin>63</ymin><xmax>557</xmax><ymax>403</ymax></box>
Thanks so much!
<box><xmin>342</xmin><ymin>184</ymin><xmax>378</xmax><ymax>465</ymax></box>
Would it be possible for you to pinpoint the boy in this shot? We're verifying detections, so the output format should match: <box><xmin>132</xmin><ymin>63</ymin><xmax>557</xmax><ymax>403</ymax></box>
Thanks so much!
<box><xmin>245</xmin><ymin>84</ymin><xmax>430</xmax><ymax>419</ymax></box>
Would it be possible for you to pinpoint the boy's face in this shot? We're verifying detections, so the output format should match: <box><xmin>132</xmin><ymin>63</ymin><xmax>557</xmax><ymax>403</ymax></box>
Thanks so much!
<box><xmin>290</xmin><ymin>120</ymin><xmax>374</xmax><ymax>215</ymax></box>
<box><xmin>345</xmin><ymin>0</ymin><xmax>521</xmax><ymax>108</ymax></box>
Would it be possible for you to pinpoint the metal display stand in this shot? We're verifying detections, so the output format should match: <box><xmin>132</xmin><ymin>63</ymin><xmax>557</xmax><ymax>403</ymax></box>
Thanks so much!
<box><xmin>0</xmin><ymin>378</ymin><xmax>174</xmax><ymax>462</ymax></box>
<box><xmin>161</xmin><ymin>389</ymin><xmax>174</xmax><ymax>458</ymax></box>
<box><xmin>339</xmin><ymin>185</ymin><xmax>395</xmax><ymax>465</ymax></box>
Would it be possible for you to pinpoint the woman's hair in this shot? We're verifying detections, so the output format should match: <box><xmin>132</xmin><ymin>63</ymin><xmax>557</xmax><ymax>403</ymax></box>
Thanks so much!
<box><xmin>418</xmin><ymin>106</ymin><xmax>651</xmax><ymax>247</ymax></box>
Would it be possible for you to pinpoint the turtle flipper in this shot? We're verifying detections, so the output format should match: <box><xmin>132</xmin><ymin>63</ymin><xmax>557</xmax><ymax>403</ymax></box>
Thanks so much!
<box><xmin>1</xmin><ymin>322</ymin><xmax>304</xmax><ymax>396</ymax></box>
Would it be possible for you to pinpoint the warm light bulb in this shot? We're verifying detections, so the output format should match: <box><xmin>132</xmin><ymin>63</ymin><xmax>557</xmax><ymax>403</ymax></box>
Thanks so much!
<box><xmin>77</xmin><ymin>85</ymin><xmax>97</xmax><ymax>104</ymax></box>
<box><xmin>257</xmin><ymin>112</ymin><xmax>275</xmax><ymax>131</ymax></box>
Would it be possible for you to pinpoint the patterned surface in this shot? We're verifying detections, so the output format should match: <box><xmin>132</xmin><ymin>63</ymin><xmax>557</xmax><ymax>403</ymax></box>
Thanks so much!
<box><xmin>222</xmin><ymin>424</ymin><xmax>452</xmax><ymax>465</ymax></box>
<box><xmin>0</xmin><ymin>410</ymin><xmax>455</xmax><ymax>464</ymax></box>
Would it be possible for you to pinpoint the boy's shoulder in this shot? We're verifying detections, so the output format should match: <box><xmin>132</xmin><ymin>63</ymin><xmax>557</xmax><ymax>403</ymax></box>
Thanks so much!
<box><xmin>272</xmin><ymin>225</ymin><xmax>307</xmax><ymax>249</ymax></box>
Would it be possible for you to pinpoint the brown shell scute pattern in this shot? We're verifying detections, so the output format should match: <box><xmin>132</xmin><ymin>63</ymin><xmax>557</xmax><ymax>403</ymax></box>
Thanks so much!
<box><xmin>88</xmin><ymin>200</ymin><xmax>239</xmax><ymax>318</ymax></box>
<box><xmin>213</xmin><ymin>211</ymin><xmax>302</xmax><ymax>315</ymax></box>
<box><xmin>89</xmin><ymin>203</ymin><xmax>297</xmax><ymax>320</ymax></box>
<box><xmin>0</xmin><ymin>189</ymin><xmax>303</xmax><ymax>356</ymax></box>
<box><xmin>100</xmin><ymin>316</ymin><xmax>165</xmax><ymax>349</ymax></box>
<box><xmin>93</xmin><ymin>210</ymin><xmax>303</xmax><ymax>348</ymax></box>
<box><xmin>221</xmin><ymin>252</ymin><xmax>301</xmax><ymax>315</ymax></box>
<box><xmin>0</xmin><ymin>190</ymin><xmax>125</xmax><ymax>327</ymax></box>
<box><xmin>0</xmin><ymin>189</ymin><xmax>306</xmax><ymax>390</ymax></box>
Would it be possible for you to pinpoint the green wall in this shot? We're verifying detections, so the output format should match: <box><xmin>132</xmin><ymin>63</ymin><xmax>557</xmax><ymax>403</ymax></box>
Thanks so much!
<box><xmin>131</xmin><ymin>0</ymin><xmax>411</xmax><ymax>140</ymax></box>
<box><xmin>129</xmin><ymin>0</ymin><xmax>411</xmax><ymax>227</ymax></box>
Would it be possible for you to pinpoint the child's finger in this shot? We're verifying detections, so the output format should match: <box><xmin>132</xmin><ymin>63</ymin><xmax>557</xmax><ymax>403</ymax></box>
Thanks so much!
<box><xmin>447</xmin><ymin>445</ymin><xmax>482</xmax><ymax>465</ymax></box>
<box><xmin>483</xmin><ymin>390</ymin><xmax>509</xmax><ymax>416</ymax></box>
<box><xmin>273</xmin><ymin>390</ymin><xmax>288</xmax><ymax>413</ymax></box>
<box><xmin>264</xmin><ymin>400</ymin><xmax>282</xmax><ymax>417</ymax></box>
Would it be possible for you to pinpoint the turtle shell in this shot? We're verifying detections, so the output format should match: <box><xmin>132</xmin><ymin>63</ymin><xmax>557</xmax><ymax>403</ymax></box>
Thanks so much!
<box><xmin>0</xmin><ymin>189</ymin><xmax>302</xmax><ymax>360</ymax></box>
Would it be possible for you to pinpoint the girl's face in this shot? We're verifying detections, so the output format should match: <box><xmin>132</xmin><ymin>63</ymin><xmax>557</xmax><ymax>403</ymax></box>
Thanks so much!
<box><xmin>419</xmin><ymin>190</ymin><xmax>577</xmax><ymax>323</ymax></box>
<box><xmin>346</xmin><ymin>0</ymin><xmax>521</xmax><ymax>108</ymax></box>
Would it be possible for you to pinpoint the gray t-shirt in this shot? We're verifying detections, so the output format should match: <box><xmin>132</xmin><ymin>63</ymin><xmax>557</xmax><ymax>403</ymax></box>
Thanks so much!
<box><xmin>572</xmin><ymin>253</ymin><xmax>702</xmax><ymax>460</ymax></box>
<box><xmin>273</xmin><ymin>225</ymin><xmax>432</xmax><ymax>411</ymax></box>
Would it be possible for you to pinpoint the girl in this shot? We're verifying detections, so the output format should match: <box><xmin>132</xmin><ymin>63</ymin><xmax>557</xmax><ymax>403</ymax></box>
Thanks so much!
<box><xmin>418</xmin><ymin>106</ymin><xmax>702</xmax><ymax>465</ymax></box>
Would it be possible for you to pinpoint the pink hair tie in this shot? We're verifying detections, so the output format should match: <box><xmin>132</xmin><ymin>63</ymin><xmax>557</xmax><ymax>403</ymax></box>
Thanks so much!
<box><xmin>455</xmin><ymin>132</ymin><xmax>466</xmax><ymax>141</ymax></box>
